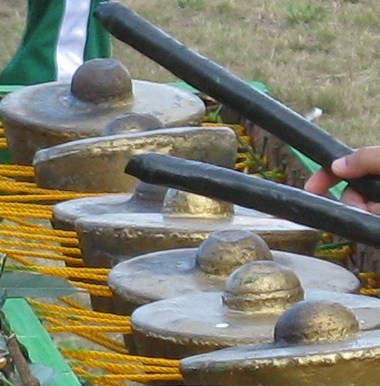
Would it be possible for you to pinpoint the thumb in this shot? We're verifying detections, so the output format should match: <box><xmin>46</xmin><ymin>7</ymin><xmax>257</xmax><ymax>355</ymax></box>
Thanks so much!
<box><xmin>332</xmin><ymin>147</ymin><xmax>380</xmax><ymax>179</ymax></box>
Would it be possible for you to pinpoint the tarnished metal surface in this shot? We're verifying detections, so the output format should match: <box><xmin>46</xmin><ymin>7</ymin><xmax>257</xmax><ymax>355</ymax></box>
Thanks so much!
<box><xmin>109</xmin><ymin>232</ymin><xmax>359</xmax><ymax>316</ymax></box>
<box><xmin>180</xmin><ymin>300</ymin><xmax>380</xmax><ymax>386</ymax></box>
<box><xmin>52</xmin><ymin>183</ymin><xmax>161</xmax><ymax>231</ymax></box>
<box><xmin>70</xmin><ymin>58</ymin><xmax>133</xmax><ymax>104</ymax></box>
<box><xmin>52</xmin><ymin>189</ymin><xmax>268</xmax><ymax>233</ymax></box>
<box><xmin>195</xmin><ymin>231</ymin><xmax>272</xmax><ymax>275</ymax></box>
<box><xmin>131</xmin><ymin>282</ymin><xmax>380</xmax><ymax>359</ymax></box>
<box><xmin>223</xmin><ymin>262</ymin><xmax>303</xmax><ymax>314</ymax></box>
<box><xmin>163</xmin><ymin>190</ymin><xmax>234</xmax><ymax>219</ymax></box>
<box><xmin>274</xmin><ymin>301</ymin><xmax>359</xmax><ymax>344</ymax></box>
<box><xmin>101</xmin><ymin>112</ymin><xmax>164</xmax><ymax>136</ymax></box>
<box><xmin>75</xmin><ymin>200</ymin><xmax>318</xmax><ymax>316</ymax></box>
<box><xmin>76</xmin><ymin>212</ymin><xmax>320</xmax><ymax>272</ymax></box>
<box><xmin>0</xmin><ymin>58</ymin><xmax>205</xmax><ymax>165</ymax></box>
<box><xmin>35</xmin><ymin>126</ymin><xmax>237</xmax><ymax>192</ymax></box>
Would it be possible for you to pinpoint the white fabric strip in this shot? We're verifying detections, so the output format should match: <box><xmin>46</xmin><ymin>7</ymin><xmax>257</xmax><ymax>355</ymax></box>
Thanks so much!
<box><xmin>55</xmin><ymin>0</ymin><xmax>92</xmax><ymax>82</ymax></box>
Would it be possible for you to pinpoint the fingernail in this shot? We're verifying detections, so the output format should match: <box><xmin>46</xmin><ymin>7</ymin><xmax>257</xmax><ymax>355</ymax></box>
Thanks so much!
<box><xmin>332</xmin><ymin>157</ymin><xmax>346</xmax><ymax>173</ymax></box>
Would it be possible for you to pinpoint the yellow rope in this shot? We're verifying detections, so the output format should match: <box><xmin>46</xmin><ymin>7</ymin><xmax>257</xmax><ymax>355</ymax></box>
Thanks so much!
<box><xmin>59</xmin><ymin>296</ymin><xmax>90</xmax><ymax>310</ymax></box>
<box><xmin>0</xmin><ymin>224</ymin><xmax>77</xmax><ymax>238</ymax></box>
<box><xmin>360</xmin><ymin>288</ymin><xmax>380</xmax><ymax>296</ymax></box>
<box><xmin>24</xmin><ymin>266</ymin><xmax>109</xmax><ymax>276</ymax></box>
<box><xmin>5</xmin><ymin>199</ymin><xmax>46</xmax><ymax>208</ymax></box>
<box><xmin>72</xmin><ymin>371</ymin><xmax>183</xmax><ymax>383</ymax></box>
<box><xmin>0</xmin><ymin>164</ymin><xmax>34</xmax><ymax>172</ymax></box>
<box><xmin>0</xmin><ymin>248</ymin><xmax>84</xmax><ymax>265</ymax></box>
<box><xmin>71</xmin><ymin>370</ymin><xmax>122</xmax><ymax>386</ymax></box>
<box><xmin>0</xmin><ymin>229</ymin><xmax>79</xmax><ymax>245</ymax></box>
<box><xmin>0</xmin><ymin>181</ymin><xmax>97</xmax><ymax>196</ymax></box>
<box><xmin>0</xmin><ymin>202</ymin><xmax>51</xmax><ymax>217</ymax></box>
<box><xmin>0</xmin><ymin>208</ymin><xmax>52</xmax><ymax>219</ymax></box>
<box><xmin>0</xmin><ymin>194</ymin><xmax>92</xmax><ymax>202</ymax></box>
<box><xmin>11</xmin><ymin>266</ymin><xmax>108</xmax><ymax>282</ymax></box>
<box><xmin>0</xmin><ymin>181</ymin><xmax>59</xmax><ymax>194</ymax></box>
<box><xmin>6</xmin><ymin>253</ymin><xmax>33</xmax><ymax>266</ymax></box>
<box><xmin>70</xmin><ymin>282</ymin><xmax>112</xmax><ymax>297</ymax></box>
<box><xmin>29</xmin><ymin>300</ymin><xmax>127</xmax><ymax>322</ymax></box>
<box><xmin>0</xmin><ymin>238</ymin><xmax>81</xmax><ymax>255</ymax></box>
<box><xmin>48</xmin><ymin>325</ymin><xmax>132</xmax><ymax>334</ymax></box>
<box><xmin>0</xmin><ymin>121</ymin><xmax>375</xmax><ymax>384</ymax></box>
<box><xmin>37</xmin><ymin>312</ymin><xmax>130</xmax><ymax>326</ymax></box>
<box><xmin>0</xmin><ymin>216</ymin><xmax>47</xmax><ymax>228</ymax></box>
<box><xmin>62</xmin><ymin>349</ymin><xmax>180</xmax><ymax>366</ymax></box>
<box><xmin>43</xmin><ymin>317</ymin><xmax>128</xmax><ymax>354</ymax></box>
<box><xmin>70</xmin><ymin>359</ymin><xmax>179</xmax><ymax>374</ymax></box>
<box><xmin>0</xmin><ymin>169</ymin><xmax>35</xmax><ymax>177</ymax></box>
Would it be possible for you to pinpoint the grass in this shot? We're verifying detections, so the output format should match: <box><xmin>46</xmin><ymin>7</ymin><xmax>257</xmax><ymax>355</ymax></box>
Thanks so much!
<box><xmin>1</xmin><ymin>0</ymin><xmax>380</xmax><ymax>148</ymax></box>
<box><xmin>286</xmin><ymin>3</ymin><xmax>328</xmax><ymax>25</ymax></box>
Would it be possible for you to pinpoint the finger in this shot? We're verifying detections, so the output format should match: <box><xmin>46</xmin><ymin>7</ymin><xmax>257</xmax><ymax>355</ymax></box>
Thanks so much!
<box><xmin>367</xmin><ymin>202</ymin><xmax>380</xmax><ymax>217</ymax></box>
<box><xmin>304</xmin><ymin>169</ymin><xmax>340</xmax><ymax>195</ymax></box>
<box><xmin>332</xmin><ymin>146</ymin><xmax>380</xmax><ymax>179</ymax></box>
<box><xmin>340</xmin><ymin>188</ymin><xmax>369</xmax><ymax>211</ymax></box>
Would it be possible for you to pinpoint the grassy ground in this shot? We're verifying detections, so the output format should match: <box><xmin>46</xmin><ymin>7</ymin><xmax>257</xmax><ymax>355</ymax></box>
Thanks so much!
<box><xmin>1</xmin><ymin>1</ymin><xmax>380</xmax><ymax>147</ymax></box>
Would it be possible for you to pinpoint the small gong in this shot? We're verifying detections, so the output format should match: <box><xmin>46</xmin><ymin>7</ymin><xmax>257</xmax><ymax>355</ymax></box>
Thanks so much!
<box><xmin>35</xmin><ymin>126</ymin><xmax>237</xmax><ymax>193</ymax></box>
<box><xmin>180</xmin><ymin>300</ymin><xmax>380</xmax><ymax>386</ymax></box>
<box><xmin>0</xmin><ymin>58</ymin><xmax>206</xmax><ymax>164</ymax></box>
<box><xmin>75</xmin><ymin>189</ymin><xmax>319</xmax><ymax>314</ymax></box>
<box><xmin>131</xmin><ymin>261</ymin><xmax>380</xmax><ymax>359</ymax></box>
<box><xmin>76</xmin><ymin>207</ymin><xmax>320</xmax><ymax>272</ymax></box>
<box><xmin>58</xmin><ymin>190</ymin><xmax>274</xmax><ymax>314</ymax></box>
<box><xmin>52</xmin><ymin>187</ymin><xmax>266</xmax><ymax>232</ymax></box>
<box><xmin>109</xmin><ymin>230</ymin><xmax>359</xmax><ymax>316</ymax></box>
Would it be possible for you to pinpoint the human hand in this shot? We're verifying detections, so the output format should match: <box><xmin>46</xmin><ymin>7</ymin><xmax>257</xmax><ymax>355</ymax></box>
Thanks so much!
<box><xmin>304</xmin><ymin>146</ymin><xmax>380</xmax><ymax>215</ymax></box>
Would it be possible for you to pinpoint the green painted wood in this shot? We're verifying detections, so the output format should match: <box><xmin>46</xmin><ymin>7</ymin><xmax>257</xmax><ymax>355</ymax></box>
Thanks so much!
<box><xmin>0</xmin><ymin>85</ymin><xmax>23</xmax><ymax>96</ymax></box>
<box><xmin>289</xmin><ymin>147</ymin><xmax>347</xmax><ymax>200</ymax></box>
<box><xmin>2</xmin><ymin>298</ymin><xmax>81</xmax><ymax>386</ymax></box>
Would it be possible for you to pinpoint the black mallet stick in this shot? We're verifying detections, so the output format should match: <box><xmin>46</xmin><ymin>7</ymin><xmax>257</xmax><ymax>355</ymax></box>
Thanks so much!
<box><xmin>96</xmin><ymin>2</ymin><xmax>380</xmax><ymax>202</ymax></box>
<box><xmin>126</xmin><ymin>153</ymin><xmax>380</xmax><ymax>249</ymax></box>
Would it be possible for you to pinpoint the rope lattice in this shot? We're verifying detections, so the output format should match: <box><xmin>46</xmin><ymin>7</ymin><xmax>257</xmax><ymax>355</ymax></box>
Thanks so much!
<box><xmin>0</xmin><ymin>125</ymin><xmax>182</xmax><ymax>384</ymax></box>
<box><xmin>0</xmin><ymin>120</ymin><xmax>375</xmax><ymax>385</ymax></box>
<box><xmin>66</xmin><ymin>349</ymin><xmax>183</xmax><ymax>385</ymax></box>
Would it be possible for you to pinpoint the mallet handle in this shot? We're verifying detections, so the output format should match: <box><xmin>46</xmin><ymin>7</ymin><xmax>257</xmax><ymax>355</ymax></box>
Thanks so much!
<box><xmin>126</xmin><ymin>153</ymin><xmax>380</xmax><ymax>249</ymax></box>
<box><xmin>96</xmin><ymin>3</ymin><xmax>380</xmax><ymax>202</ymax></box>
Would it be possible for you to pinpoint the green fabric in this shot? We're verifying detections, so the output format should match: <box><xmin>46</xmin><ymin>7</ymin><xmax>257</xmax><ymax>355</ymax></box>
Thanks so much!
<box><xmin>289</xmin><ymin>147</ymin><xmax>347</xmax><ymax>199</ymax></box>
<box><xmin>84</xmin><ymin>0</ymin><xmax>111</xmax><ymax>61</ymax></box>
<box><xmin>0</xmin><ymin>0</ymin><xmax>63</xmax><ymax>85</ymax></box>
<box><xmin>0</xmin><ymin>0</ymin><xmax>110</xmax><ymax>86</ymax></box>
